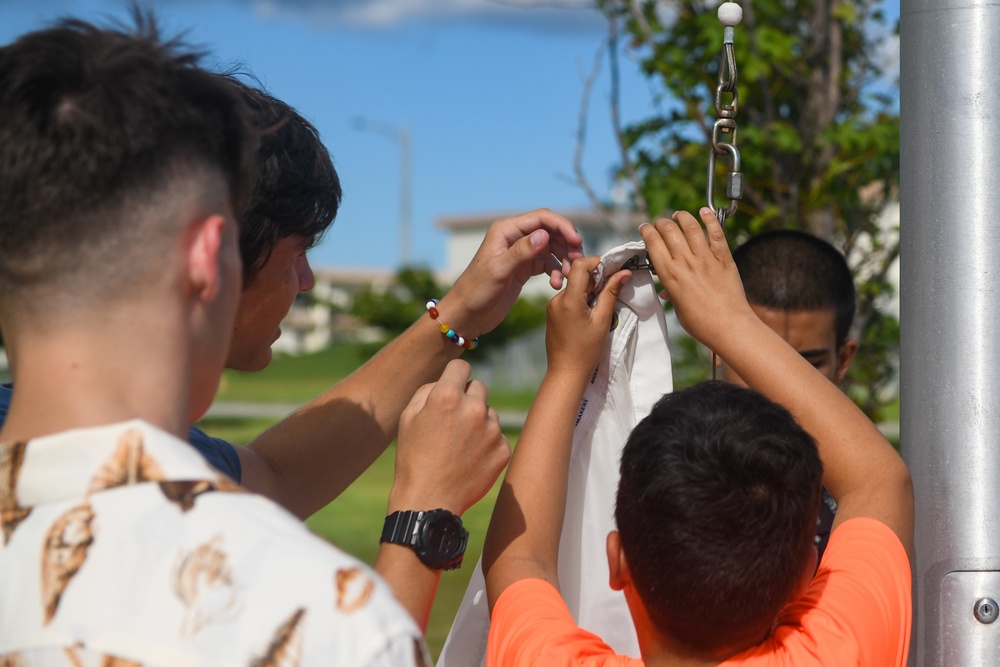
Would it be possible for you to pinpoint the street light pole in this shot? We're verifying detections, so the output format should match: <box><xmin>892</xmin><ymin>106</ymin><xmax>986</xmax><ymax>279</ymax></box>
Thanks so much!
<box><xmin>399</xmin><ymin>125</ymin><xmax>411</xmax><ymax>267</ymax></box>
<box><xmin>353</xmin><ymin>117</ymin><xmax>412</xmax><ymax>267</ymax></box>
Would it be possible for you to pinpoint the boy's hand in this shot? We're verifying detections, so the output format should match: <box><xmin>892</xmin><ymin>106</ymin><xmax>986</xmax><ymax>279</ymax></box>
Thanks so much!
<box><xmin>391</xmin><ymin>359</ymin><xmax>511</xmax><ymax>516</ymax></box>
<box><xmin>639</xmin><ymin>208</ymin><xmax>753</xmax><ymax>347</ymax></box>
<box><xmin>437</xmin><ymin>209</ymin><xmax>585</xmax><ymax>341</ymax></box>
<box><xmin>545</xmin><ymin>256</ymin><xmax>631</xmax><ymax>379</ymax></box>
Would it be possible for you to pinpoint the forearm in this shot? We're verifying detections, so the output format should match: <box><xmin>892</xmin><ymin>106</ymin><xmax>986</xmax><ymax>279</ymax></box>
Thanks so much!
<box><xmin>373</xmin><ymin>544</ymin><xmax>441</xmax><ymax>632</ymax></box>
<box><xmin>243</xmin><ymin>311</ymin><xmax>465</xmax><ymax>519</ymax></box>
<box><xmin>483</xmin><ymin>369</ymin><xmax>587</xmax><ymax>609</ymax></box>
<box><xmin>716</xmin><ymin>309</ymin><xmax>913</xmax><ymax>550</ymax></box>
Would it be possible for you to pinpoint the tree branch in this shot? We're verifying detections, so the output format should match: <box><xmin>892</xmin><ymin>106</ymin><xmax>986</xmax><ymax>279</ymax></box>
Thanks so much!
<box><xmin>608</xmin><ymin>10</ymin><xmax>649</xmax><ymax>218</ymax></box>
<box><xmin>572</xmin><ymin>33</ymin><xmax>614</xmax><ymax>223</ymax></box>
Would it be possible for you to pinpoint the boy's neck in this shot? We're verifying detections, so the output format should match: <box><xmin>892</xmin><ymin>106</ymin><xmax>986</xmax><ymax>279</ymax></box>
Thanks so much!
<box><xmin>0</xmin><ymin>310</ymin><xmax>196</xmax><ymax>444</ymax></box>
<box><xmin>628</xmin><ymin>588</ymin><xmax>744</xmax><ymax>667</ymax></box>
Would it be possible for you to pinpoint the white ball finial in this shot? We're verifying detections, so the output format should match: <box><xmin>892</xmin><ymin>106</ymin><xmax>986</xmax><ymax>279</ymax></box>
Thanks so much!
<box><xmin>718</xmin><ymin>2</ymin><xmax>743</xmax><ymax>26</ymax></box>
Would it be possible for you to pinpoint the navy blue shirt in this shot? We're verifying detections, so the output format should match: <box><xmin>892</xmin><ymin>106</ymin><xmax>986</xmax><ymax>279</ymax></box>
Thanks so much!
<box><xmin>0</xmin><ymin>383</ymin><xmax>242</xmax><ymax>482</ymax></box>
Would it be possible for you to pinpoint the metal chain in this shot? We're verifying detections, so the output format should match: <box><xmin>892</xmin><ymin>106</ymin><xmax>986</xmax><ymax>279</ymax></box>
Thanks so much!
<box><xmin>709</xmin><ymin>3</ymin><xmax>743</xmax><ymax>381</ymax></box>
<box><xmin>706</xmin><ymin>4</ymin><xmax>743</xmax><ymax>225</ymax></box>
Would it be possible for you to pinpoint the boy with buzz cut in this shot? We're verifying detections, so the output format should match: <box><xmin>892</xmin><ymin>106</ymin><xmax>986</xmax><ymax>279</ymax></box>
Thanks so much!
<box><xmin>724</xmin><ymin>229</ymin><xmax>858</xmax><ymax>389</ymax></box>
<box><xmin>725</xmin><ymin>229</ymin><xmax>860</xmax><ymax>559</ymax></box>
<box><xmin>482</xmin><ymin>209</ymin><xmax>912</xmax><ymax>665</ymax></box>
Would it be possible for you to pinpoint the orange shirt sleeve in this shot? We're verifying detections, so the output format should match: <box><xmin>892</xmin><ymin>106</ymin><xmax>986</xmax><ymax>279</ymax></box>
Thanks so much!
<box><xmin>729</xmin><ymin>517</ymin><xmax>912</xmax><ymax>666</ymax></box>
<box><xmin>487</xmin><ymin>578</ymin><xmax>642</xmax><ymax>667</ymax></box>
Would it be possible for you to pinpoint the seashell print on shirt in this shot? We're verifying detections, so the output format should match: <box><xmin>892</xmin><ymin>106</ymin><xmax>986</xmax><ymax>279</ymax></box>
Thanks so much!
<box><xmin>0</xmin><ymin>441</ymin><xmax>30</xmax><ymax>545</ymax></box>
<box><xmin>63</xmin><ymin>646</ymin><xmax>143</xmax><ymax>667</ymax></box>
<box><xmin>41</xmin><ymin>501</ymin><xmax>95</xmax><ymax>624</ymax></box>
<box><xmin>158</xmin><ymin>480</ymin><xmax>215</xmax><ymax>513</ymax></box>
<box><xmin>89</xmin><ymin>430</ymin><xmax>165</xmax><ymax>493</ymax></box>
<box><xmin>251</xmin><ymin>608</ymin><xmax>305</xmax><ymax>667</ymax></box>
<box><xmin>172</xmin><ymin>534</ymin><xmax>242</xmax><ymax>637</ymax></box>
<box><xmin>334</xmin><ymin>567</ymin><xmax>375</xmax><ymax>614</ymax></box>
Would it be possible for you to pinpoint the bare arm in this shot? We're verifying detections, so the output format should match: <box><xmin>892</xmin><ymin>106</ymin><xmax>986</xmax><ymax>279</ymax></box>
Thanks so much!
<box><xmin>640</xmin><ymin>209</ymin><xmax>913</xmax><ymax>557</ymax></box>
<box><xmin>483</xmin><ymin>258</ymin><xmax>631</xmax><ymax>611</ymax></box>
<box><xmin>236</xmin><ymin>209</ymin><xmax>585</xmax><ymax>519</ymax></box>
<box><xmin>371</xmin><ymin>359</ymin><xmax>511</xmax><ymax>630</ymax></box>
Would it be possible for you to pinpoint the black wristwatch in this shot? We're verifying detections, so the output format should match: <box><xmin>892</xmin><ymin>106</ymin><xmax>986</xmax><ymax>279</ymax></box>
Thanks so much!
<box><xmin>380</xmin><ymin>509</ymin><xmax>469</xmax><ymax>571</ymax></box>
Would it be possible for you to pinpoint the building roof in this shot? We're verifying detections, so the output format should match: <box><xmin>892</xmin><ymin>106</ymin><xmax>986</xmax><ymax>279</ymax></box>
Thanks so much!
<box><xmin>436</xmin><ymin>209</ymin><xmax>649</xmax><ymax>231</ymax></box>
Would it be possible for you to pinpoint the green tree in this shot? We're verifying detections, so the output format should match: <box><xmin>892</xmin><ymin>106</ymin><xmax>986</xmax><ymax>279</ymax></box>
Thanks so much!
<box><xmin>351</xmin><ymin>266</ymin><xmax>548</xmax><ymax>359</ymax></box>
<box><xmin>579</xmin><ymin>0</ymin><xmax>899</xmax><ymax>418</ymax></box>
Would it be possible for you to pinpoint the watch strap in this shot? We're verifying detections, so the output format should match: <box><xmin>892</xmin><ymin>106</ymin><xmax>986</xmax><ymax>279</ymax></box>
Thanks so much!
<box><xmin>380</xmin><ymin>510</ymin><xmax>423</xmax><ymax>547</ymax></box>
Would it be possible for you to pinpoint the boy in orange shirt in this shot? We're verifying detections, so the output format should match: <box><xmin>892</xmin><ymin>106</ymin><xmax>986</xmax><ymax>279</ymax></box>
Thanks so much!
<box><xmin>482</xmin><ymin>210</ymin><xmax>912</xmax><ymax>666</ymax></box>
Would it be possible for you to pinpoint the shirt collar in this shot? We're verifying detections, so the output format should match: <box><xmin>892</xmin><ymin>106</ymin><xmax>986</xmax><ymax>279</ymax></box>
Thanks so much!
<box><xmin>3</xmin><ymin>420</ymin><xmax>226</xmax><ymax>508</ymax></box>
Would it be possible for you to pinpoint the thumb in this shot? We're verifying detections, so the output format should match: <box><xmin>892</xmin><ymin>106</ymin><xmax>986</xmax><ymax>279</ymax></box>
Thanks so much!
<box><xmin>593</xmin><ymin>269</ymin><xmax>632</xmax><ymax>323</ymax></box>
<box><xmin>497</xmin><ymin>229</ymin><xmax>549</xmax><ymax>274</ymax></box>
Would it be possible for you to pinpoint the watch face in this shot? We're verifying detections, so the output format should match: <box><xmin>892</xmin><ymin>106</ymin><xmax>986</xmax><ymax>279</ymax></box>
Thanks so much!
<box><xmin>418</xmin><ymin>510</ymin><xmax>468</xmax><ymax>569</ymax></box>
<box><xmin>425</xmin><ymin>519</ymin><xmax>462</xmax><ymax>553</ymax></box>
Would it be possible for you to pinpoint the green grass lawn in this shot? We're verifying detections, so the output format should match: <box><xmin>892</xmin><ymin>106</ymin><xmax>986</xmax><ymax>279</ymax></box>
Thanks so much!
<box><xmin>214</xmin><ymin>344</ymin><xmax>373</xmax><ymax>404</ymax></box>
<box><xmin>214</xmin><ymin>342</ymin><xmax>541</xmax><ymax>412</ymax></box>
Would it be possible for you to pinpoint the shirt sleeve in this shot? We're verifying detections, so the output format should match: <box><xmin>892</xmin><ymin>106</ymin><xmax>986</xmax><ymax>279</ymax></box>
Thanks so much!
<box><xmin>772</xmin><ymin>517</ymin><xmax>912</xmax><ymax>666</ymax></box>
<box><xmin>487</xmin><ymin>579</ymin><xmax>638</xmax><ymax>667</ymax></box>
<box><xmin>186</xmin><ymin>425</ymin><xmax>242</xmax><ymax>483</ymax></box>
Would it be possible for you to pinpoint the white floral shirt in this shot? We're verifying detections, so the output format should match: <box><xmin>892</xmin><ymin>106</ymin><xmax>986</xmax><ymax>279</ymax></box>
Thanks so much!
<box><xmin>0</xmin><ymin>420</ymin><xmax>427</xmax><ymax>667</ymax></box>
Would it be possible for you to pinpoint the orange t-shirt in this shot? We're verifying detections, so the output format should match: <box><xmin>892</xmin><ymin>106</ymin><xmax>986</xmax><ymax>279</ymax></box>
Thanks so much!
<box><xmin>487</xmin><ymin>518</ymin><xmax>911</xmax><ymax>666</ymax></box>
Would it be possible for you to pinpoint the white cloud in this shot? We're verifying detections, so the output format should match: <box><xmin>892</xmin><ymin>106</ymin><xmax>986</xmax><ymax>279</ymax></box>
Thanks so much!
<box><xmin>246</xmin><ymin>0</ymin><xmax>602</xmax><ymax>31</ymax></box>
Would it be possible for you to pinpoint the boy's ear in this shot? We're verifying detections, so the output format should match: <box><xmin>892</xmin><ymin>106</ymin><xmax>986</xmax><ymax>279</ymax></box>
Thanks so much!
<box><xmin>835</xmin><ymin>338</ymin><xmax>859</xmax><ymax>382</ymax></box>
<box><xmin>607</xmin><ymin>530</ymin><xmax>630</xmax><ymax>591</ymax></box>
<box><xmin>186</xmin><ymin>214</ymin><xmax>228</xmax><ymax>303</ymax></box>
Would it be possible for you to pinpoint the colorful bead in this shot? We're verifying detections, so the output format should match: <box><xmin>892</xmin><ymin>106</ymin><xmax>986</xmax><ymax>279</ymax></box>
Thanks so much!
<box><xmin>426</xmin><ymin>298</ymin><xmax>480</xmax><ymax>351</ymax></box>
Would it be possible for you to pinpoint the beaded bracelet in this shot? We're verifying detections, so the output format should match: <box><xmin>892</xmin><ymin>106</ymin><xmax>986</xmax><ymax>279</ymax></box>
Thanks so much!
<box><xmin>426</xmin><ymin>299</ymin><xmax>479</xmax><ymax>350</ymax></box>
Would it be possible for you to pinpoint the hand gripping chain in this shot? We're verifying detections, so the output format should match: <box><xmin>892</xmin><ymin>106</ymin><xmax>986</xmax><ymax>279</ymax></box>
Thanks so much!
<box><xmin>707</xmin><ymin>1</ymin><xmax>744</xmax><ymax>226</ymax></box>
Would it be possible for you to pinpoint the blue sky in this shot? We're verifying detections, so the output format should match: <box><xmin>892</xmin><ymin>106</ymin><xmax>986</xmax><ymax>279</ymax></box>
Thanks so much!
<box><xmin>1</xmin><ymin>0</ymin><xmax>658</xmax><ymax>271</ymax></box>
<box><xmin>0</xmin><ymin>0</ymin><xmax>899</xmax><ymax>271</ymax></box>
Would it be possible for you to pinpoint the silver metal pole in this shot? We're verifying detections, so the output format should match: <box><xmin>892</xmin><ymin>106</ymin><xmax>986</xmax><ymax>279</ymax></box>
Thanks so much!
<box><xmin>901</xmin><ymin>0</ymin><xmax>1000</xmax><ymax>663</ymax></box>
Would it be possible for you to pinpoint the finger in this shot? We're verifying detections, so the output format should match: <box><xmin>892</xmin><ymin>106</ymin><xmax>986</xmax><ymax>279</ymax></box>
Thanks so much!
<box><xmin>661</xmin><ymin>212</ymin><xmax>696</xmax><ymax>262</ymax></box>
<box><xmin>699</xmin><ymin>207</ymin><xmax>734</xmax><ymax>264</ymax></box>
<box><xmin>639</xmin><ymin>222</ymin><xmax>671</xmax><ymax>275</ymax></box>
<box><xmin>507</xmin><ymin>208</ymin><xmax>583</xmax><ymax>249</ymax></box>
<box><xmin>403</xmin><ymin>382</ymin><xmax>435</xmax><ymax>418</ymax></box>
<box><xmin>675</xmin><ymin>208</ymin><xmax>710</xmax><ymax>256</ymax></box>
<box><xmin>540</xmin><ymin>252</ymin><xmax>562</xmax><ymax>278</ymax></box>
<box><xmin>494</xmin><ymin>228</ymin><xmax>551</xmax><ymax>279</ymax></box>
<box><xmin>486</xmin><ymin>405</ymin><xmax>502</xmax><ymax>426</ymax></box>
<box><xmin>592</xmin><ymin>269</ymin><xmax>632</xmax><ymax>323</ymax></box>
<box><xmin>435</xmin><ymin>358</ymin><xmax>474</xmax><ymax>390</ymax></box>
<box><xmin>465</xmin><ymin>378</ymin><xmax>489</xmax><ymax>404</ymax></box>
<box><xmin>564</xmin><ymin>255</ymin><xmax>601</xmax><ymax>299</ymax></box>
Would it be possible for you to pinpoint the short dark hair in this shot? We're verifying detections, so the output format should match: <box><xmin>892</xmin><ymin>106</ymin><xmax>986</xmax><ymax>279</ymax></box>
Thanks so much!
<box><xmin>615</xmin><ymin>382</ymin><xmax>822</xmax><ymax>655</ymax></box>
<box><xmin>0</xmin><ymin>12</ymin><xmax>255</xmax><ymax>311</ymax></box>
<box><xmin>224</xmin><ymin>76</ymin><xmax>341</xmax><ymax>283</ymax></box>
<box><xmin>733</xmin><ymin>231</ymin><xmax>856</xmax><ymax>347</ymax></box>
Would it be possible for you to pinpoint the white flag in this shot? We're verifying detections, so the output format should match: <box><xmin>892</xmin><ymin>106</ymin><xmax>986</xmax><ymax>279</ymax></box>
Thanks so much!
<box><xmin>438</xmin><ymin>242</ymin><xmax>673</xmax><ymax>665</ymax></box>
